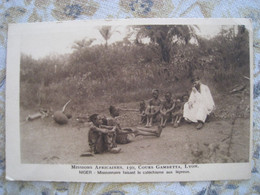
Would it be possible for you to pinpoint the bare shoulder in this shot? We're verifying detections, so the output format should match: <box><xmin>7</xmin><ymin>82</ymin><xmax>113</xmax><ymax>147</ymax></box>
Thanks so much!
<box><xmin>89</xmin><ymin>122</ymin><xmax>96</xmax><ymax>130</ymax></box>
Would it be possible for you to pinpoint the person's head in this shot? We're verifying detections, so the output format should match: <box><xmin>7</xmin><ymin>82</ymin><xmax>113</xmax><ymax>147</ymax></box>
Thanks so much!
<box><xmin>182</xmin><ymin>94</ymin><xmax>189</xmax><ymax>102</ymax></box>
<box><xmin>152</xmin><ymin>89</ymin><xmax>159</xmax><ymax>99</ymax></box>
<box><xmin>192</xmin><ymin>77</ymin><xmax>200</xmax><ymax>89</ymax></box>
<box><xmin>165</xmin><ymin>92</ymin><xmax>172</xmax><ymax>102</ymax></box>
<box><xmin>89</xmin><ymin>114</ymin><xmax>103</xmax><ymax>127</ymax></box>
<box><xmin>139</xmin><ymin>100</ymin><xmax>146</xmax><ymax>112</ymax></box>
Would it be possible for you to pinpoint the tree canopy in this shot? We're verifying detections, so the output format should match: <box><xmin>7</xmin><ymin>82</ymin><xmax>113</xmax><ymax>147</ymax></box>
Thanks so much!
<box><xmin>134</xmin><ymin>25</ymin><xmax>198</xmax><ymax>63</ymax></box>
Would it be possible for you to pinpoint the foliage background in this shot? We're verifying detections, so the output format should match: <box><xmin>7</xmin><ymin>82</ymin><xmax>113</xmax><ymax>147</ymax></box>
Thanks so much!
<box><xmin>1</xmin><ymin>0</ymin><xmax>260</xmax><ymax>194</ymax></box>
<box><xmin>20</xmin><ymin>24</ymin><xmax>249</xmax><ymax>117</ymax></box>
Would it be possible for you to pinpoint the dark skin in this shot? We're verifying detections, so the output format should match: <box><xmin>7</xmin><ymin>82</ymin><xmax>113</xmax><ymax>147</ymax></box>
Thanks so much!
<box><xmin>160</xmin><ymin>93</ymin><xmax>175</xmax><ymax>127</ymax></box>
<box><xmin>92</xmin><ymin>115</ymin><xmax>116</xmax><ymax>134</ymax></box>
<box><xmin>86</xmin><ymin>115</ymin><xmax>120</xmax><ymax>155</ymax></box>
<box><xmin>82</xmin><ymin>114</ymin><xmax>163</xmax><ymax>158</ymax></box>
<box><xmin>145</xmin><ymin>90</ymin><xmax>161</xmax><ymax>127</ymax></box>
<box><xmin>172</xmin><ymin>95</ymin><xmax>189</xmax><ymax>127</ymax></box>
<box><xmin>153</xmin><ymin>90</ymin><xmax>159</xmax><ymax>99</ymax></box>
<box><xmin>100</xmin><ymin>124</ymin><xmax>161</xmax><ymax>137</ymax></box>
<box><xmin>91</xmin><ymin>114</ymin><xmax>162</xmax><ymax>149</ymax></box>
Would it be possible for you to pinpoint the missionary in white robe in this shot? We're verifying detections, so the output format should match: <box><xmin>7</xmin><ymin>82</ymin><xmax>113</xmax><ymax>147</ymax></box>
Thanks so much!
<box><xmin>183</xmin><ymin>82</ymin><xmax>215</xmax><ymax>126</ymax></box>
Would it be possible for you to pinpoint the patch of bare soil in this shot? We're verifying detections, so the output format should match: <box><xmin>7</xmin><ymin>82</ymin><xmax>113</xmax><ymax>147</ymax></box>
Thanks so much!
<box><xmin>20</xmin><ymin>114</ymin><xmax>249</xmax><ymax>165</ymax></box>
<box><xmin>20</xmin><ymin>86</ymin><xmax>250</xmax><ymax>165</ymax></box>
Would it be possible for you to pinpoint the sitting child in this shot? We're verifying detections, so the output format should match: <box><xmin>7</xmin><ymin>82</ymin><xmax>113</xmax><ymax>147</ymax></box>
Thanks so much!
<box><xmin>145</xmin><ymin>89</ymin><xmax>161</xmax><ymax>127</ymax></box>
<box><xmin>172</xmin><ymin>94</ymin><xmax>189</xmax><ymax>128</ymax></box>
<box><xmin>139</xmin><ymin>100</ymin><xmax>147</xmax><ymax>124</ymax></box>
<box><xmin>160</xmin><ymin>92</ymin><xmax>175</xmax><ymax>127</ymax></box>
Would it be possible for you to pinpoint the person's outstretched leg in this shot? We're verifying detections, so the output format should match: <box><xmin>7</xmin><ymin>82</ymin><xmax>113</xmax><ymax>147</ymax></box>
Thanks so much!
<box><xmin>135</xmin><ymin>126</ymin><xmax>163</xmax><ymax>137</ymax></box>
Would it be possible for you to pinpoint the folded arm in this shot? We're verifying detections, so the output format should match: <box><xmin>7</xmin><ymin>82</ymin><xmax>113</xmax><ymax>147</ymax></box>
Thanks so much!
<box><xmin>91</xmin><ymin>126</ymin><xmax>115</xmax><ymax>134</ymax></box>
<box><xmin>166</xmin><ymin>102</ymin><xmax>175</xmax><ymax>113</ymax></box>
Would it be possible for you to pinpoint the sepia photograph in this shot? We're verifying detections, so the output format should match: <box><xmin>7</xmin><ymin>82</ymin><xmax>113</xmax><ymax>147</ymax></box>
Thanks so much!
<box><xmin>6</xmin><ymin>18</ymin><xmax>252</xmax><ymax>182</ymax></box>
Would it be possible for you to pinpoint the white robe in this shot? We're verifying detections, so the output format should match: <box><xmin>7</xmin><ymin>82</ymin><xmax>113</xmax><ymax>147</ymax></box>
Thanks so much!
<box><xmin>183</xmin><ymin>83</ymin><xmax>215</xmax><ymax>123</ymax></box>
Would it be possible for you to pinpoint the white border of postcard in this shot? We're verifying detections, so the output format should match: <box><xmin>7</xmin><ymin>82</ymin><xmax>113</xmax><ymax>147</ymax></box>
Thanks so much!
<box><xmin>6</xmin><ymin>18</ymin><xmax>253</xmax><ymax>182</ymax></box>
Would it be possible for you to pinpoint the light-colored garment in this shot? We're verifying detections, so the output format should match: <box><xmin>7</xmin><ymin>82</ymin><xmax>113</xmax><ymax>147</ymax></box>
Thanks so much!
<box><xmin>183</xmin><ymin>83</ymin><xmax>215</xmax><ymax>123</ymax></box>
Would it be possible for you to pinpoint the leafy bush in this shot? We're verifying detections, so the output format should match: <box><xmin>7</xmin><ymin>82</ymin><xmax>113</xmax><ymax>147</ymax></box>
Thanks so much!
<box><xmin>20</xmin><ymin>25</ymin><xmax>250</xmax><ymax>114</ymax></box>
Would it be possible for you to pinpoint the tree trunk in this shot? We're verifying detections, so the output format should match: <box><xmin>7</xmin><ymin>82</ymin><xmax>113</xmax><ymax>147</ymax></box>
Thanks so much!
<box><xmin>160</xmin><ymin>44</ymin><xmax>170</xmax><ymax>63</ymax></box>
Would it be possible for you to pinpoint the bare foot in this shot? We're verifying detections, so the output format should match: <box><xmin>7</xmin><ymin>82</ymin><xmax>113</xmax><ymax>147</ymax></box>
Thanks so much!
<box><xmin>110</xmin><ymin>147</ymin><xmax>121</xmax><ymax>154</ymax></box>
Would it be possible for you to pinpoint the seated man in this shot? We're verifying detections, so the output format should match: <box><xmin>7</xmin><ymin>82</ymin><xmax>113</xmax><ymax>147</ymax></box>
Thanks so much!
<box><xmin>145</xmin><ymin>89</ymin><xmax>161</xmax><ymax>127</ymax></box>
<box><xmin>87</xmin><ymin>114</ymin><xmax>121</xmax><ymax>155</ymax></box>
<box><xmin>86</xmin><ymin>114</ymin><xmax>163</xmax><ymax>155</ymax></box>
<box><xmin>183</xmin><ymin>77</ymin><xmax>215</xmax><ymax>130</ymax></box>
<box><xmin>160</xmin><ymin>92</ymin><xmax>175</xmax><ymax>127</ymax></box>
<box><xmin>171</xmin><ymin>94</ymin><xmax>189</xmax><ymax>128</ymax></box>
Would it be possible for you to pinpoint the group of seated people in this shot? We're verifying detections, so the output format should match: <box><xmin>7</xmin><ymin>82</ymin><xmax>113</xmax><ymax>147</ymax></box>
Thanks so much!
<box><xmin>140</xmin><ymin>89</ymin><xmax>189</xmax><ymax>128</ymax></box>
<box><xmin>83</xmin><ymin>114</ymin><xmax>163</xmax><ymax>156</ymax></box>
<box><xmin>83</xmin><ymin>77</ymin><xmax>215</xmax><ymax>156</ymax></box>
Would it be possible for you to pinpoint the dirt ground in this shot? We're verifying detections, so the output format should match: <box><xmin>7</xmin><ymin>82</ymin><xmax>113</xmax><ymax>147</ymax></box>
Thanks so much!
<box><xmin>20</xmin><ymin>108</ymin><xmax>250</xmax><ymax>165</ymax></box>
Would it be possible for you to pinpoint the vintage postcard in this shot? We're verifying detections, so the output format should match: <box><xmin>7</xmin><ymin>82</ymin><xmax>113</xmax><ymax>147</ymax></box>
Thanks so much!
<box><xmin>6</xmin><ymin>18</ymin><xmax>253</xmax><ymax>182</ymax></box>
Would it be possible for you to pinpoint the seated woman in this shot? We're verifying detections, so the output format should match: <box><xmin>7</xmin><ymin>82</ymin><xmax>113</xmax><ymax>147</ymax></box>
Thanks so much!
<box><xmin>145</xmin><ymin>89</ymin><xmax>161</xmax><ymax>127</ymax></box>
<box><xmin>160</xmin><ymin>92</ymin><xmax>175</xmax><ymax>127</ymax></box>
